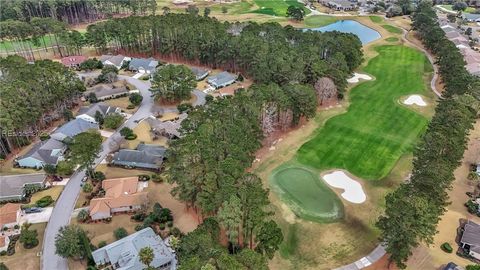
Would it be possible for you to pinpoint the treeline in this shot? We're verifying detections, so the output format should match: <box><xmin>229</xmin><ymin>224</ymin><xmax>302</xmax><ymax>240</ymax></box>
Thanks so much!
<box><xmin>0</xmin><ymin>55</ymin><xmax>85</xmax><ymax>158</ymax></box>
<box><xmin>85</xmin><ymin>14</ymin><xmax>363</xmax><ymax>94</ymax></box>
<box><xmin>0</xmin><ymin>0</ymin><xmax>157</xmax><ymax>24</ymax></box>
<box><xmin>376</xmin><ymin>1</ymin><xmax>480</xmax><ymax>268</ymax></box>
<box><xmin>167</xmin><ymin>83</ymin><xmax>319</xmax><ymax>268</ymax></box>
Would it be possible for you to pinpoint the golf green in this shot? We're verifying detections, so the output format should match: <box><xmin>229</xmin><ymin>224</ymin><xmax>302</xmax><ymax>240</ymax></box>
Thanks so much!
<box><xmin>271</xmin><ymin>166</ymin><xmax>344</xmax><ymax>223</ymax></box>
<box><xmin>251</xmin><ymin>0</ymin><xmax>310</xmax><ymax>16</ymax></box>
<box><xmin>297</xmin><ymin>45</ymin><xmax>432</xmax><ymax>180</ymax></box>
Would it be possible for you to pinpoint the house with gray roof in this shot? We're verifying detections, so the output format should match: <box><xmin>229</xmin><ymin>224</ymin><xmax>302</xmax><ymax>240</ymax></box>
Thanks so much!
<box><xmin>111</xmin><ymin>144</ymin><xmax>166</xmax><ymax>170</ymax></box>
<box><xmin>0</xmin><ymin>173</ymin><xmax>46</xmax><ymax>202</ymax></box>
<box><xmin>92</xmin><ymin>227</ymin><xmax>176</xmax><ymax>270</ymax></box>
<box><xmin>16</xmin><ymin>138</ymin><xmax>66</xmax><ymax>169</ymax></box>
<box><xmin>100</xmin><ymin>55</ymin><xmax>131</xmax><ymax>69</ymax></box>
<box><xmin>77</xmin><ymin>103</ymin><xmax>121</xmax><ymax>124</ymax></box>
<box><xmin>463</xmin><ymin>13</ymin><xmax>480</xmax><ymax>22</ymax></box>
<box><xmin>144</xmin><ymin>114</ymin><xmax>187</xmax><ymax>140</ymax></box>
<box><xmin>460</xmin><ymin>220</ymin><xmax>480</xmax><ymax>260</ymax></box>
<box><xmin>85</xmin><ymin>85</ymin><xmax>131</xmax><ymax>101</ymax></box>
<box><xmin>50</xmin><ymin>118</ymin><xmax>99</xmax><ymax>142</ymax></box>
<box><xmin>207</xmin><ymin>71</ymin><xmax>237</xmax><ymax>89</ymax></box>
<box><xmin>443</xmin><ymin>262</ymin><xmax>464</xmax><ymax>270</ymax></box>
<box><xmin>190</xmin><ymin>67</ymin><xmax>209</xmax><ymax>81</ymax></box>
<box><xmin>128</xmin><ymin>58</ymin><xmax>158</xmax><ymax>74</ymax></box>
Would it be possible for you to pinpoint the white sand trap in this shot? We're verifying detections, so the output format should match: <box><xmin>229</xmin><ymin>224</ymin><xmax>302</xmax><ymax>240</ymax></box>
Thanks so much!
<box><xmin>347</xmin><ymin>73</ymin><xmax>372</xmax><ymax>84</ymax></box>
<box><xmin>323</xmin><ymin>171</ymin><xmax>366</xmax><ymax>204</ymax></box>
<box><xmin>403</xmin><ymin>95</ymin><xmax>427</xmax><ymax>106</ymax></box>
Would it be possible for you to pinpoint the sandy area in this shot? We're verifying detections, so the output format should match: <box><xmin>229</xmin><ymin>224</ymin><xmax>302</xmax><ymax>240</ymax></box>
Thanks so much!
<box><xmin>403</xmin><ymin>95</ymin><xmax>427</xmax><ymax>106</ymax></box>
<box><xmin>347</xmin><ymin>72</ymin><xmax>372</xmax><ymax>84</ymax></box>
<box><xmin>322</xmin><ymin>171</ymin><xmax>367</xmax><ymax>204</ymax></box>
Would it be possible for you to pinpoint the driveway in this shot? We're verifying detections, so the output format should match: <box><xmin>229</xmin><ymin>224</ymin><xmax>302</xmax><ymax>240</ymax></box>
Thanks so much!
<box><xmin>20</xmin><ymin>207</ymin><xmax>53</xmax><ymax>224</ymax></box>
<box><xmin>41</xmin><ymin>75</ymin><xmax>154</xmax><ymax>270</ymax></box>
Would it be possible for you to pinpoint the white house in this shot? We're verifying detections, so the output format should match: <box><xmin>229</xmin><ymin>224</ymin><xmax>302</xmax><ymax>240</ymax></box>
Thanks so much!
<box><xmin>99</xmin><ymin>55</ymin><xmax>131</xmax><ymax>70</ymax></box>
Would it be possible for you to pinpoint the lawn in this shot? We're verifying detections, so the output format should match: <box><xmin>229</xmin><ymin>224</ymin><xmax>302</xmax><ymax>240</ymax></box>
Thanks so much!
<box><xmin>296</xmin><ymin>45</ymin><xmax>432</xmax><ymax>180</ymax></box>
<box><xmin>30</xmin><ymin>186</ymin><xmax>64</xmax><ymax>204</ymax></box>
<box><xmin>251</xmin><ymin>0</ymin><xmax>310</xmax><ymax>16</ymax></box>
<box><xmin>381</xmin><ymin>24</ymin><xmax>403</xmax><ymax>34</ymax></box>
<box><xmin>438</xmin><ymin>4</ymin><xmax>476</xmax><ymax>13</ymax></box>
<box><xmin>369</xmin><ymin>16</ymin><xmax>383</xmax><ymax>23</ymax></box>
<box><xmin>304</xmin><ymin>15</ymin><xmax>338</xmax><ymax>27</ymax></box>
<box><xmin>1</xmin><ymin>223</ymin><xmax>46</xmax><ymax>270</ymax></box>
<box><xmin>0</xmin><ymin>35</ymin><xmax>57</xmax><ymax>53</ymax></box>
<box><xmin>385</xmin><ymin>37</ymin><xmax>399</xmax><ymax>42</ymax></box>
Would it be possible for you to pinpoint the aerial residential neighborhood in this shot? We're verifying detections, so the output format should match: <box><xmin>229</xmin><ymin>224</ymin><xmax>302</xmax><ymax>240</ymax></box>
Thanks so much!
<box><xmin>2</xmin><ymin>0</ymin><xmax>480</xmax><ymax>270</ymax></box>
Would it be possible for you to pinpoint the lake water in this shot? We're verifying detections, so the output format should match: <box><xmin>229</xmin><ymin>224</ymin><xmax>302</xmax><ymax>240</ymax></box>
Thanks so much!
<box><xmin>305</xmin><ymin>20</ymin><xmax>381</xmax><ymax>45</ymax></box>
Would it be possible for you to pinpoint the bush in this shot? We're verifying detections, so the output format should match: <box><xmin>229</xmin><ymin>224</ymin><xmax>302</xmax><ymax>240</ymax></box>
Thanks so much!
<box><xmin>39</xmin><ymin>133</ymin><xmax>50</xmax><ymax>141</ymax></box>
<box><xmin>159</xmin><ymin>223</ymin><xmax>166</xmax><ymax>230</ymax></box>
<box><xmin>56</xmin><ymin>161</ymin><xmax>75</xmax><ymax>176</ymax></box>
<box><xmin>14</xmin><ymin>224</ymin><xmax>19</xmax><ymax>229</ymax></box>
<box><xmin>441</xmin><ymin>242</ymin><xmax>453</xmax><ymax>253</ymax></box>
<box><xmin>120</xmin><ymin>127</ymin><xmax>134</xmax><ymax>137</ymax></box>
<box><xmin>98</xmin><ymin>241</ymin><xmax>107</xmax><ymax>248</ymax></box>
<box><xmin>177</xmin><ymin>103</ymin><xmax>193</xmax><ymax>113</ymax></box>
<box><xmin>0</xmin><ymin>251</ymin><xmax>6</xmax><ymax>256</ymax></box>
<box><xmin>36</xmin><ymin>195</ymin><xmax>54</xmax><ymax>207</ymax></box>
<box><xmin>114</xmin><ymin>227</ymin><xmax>128</xmax><ymax>240</ymax></box>
<box><xmin>103</xmin><ymin>113</ymin><xmax>124</xmax><ymax>129</ymax></box>
<box><xmin>135</xmin><ymin>224</ymin><xmax>144</xmax><ymax>231</ymax></box>
<box><xmin>151</xmin><ymin>174</ymin><xmax>163</xmax><ymax>183</ymax></box>
<box><xmin>131</xmin><ymin>212</ymin><xmax>146</xmax><ymax>222</ymax></box>
<box><xmin>170</xmin><ymin>227</ymin><xmax>183</xmax><ymax>237</ymax></box>
<box><xmin>129</xmin><ymin>93</ymin><xmax>143</xmax><ymax>106</ymax></box>
<box><xmin>77</xmin><ymin>209</ymin><xmax>89</xmax><ymax>223</ymax></box>
<box><xmin>138</xmin><ymin>175</ymin><xmax>151</xmax><ymax>181</ymax></box>
<box><xmin>167</xmin><ymin>220</ymin><xmax>173</xmax><ymax>228</ymax></box>
<box><xmin>82</xmin><ymin>183</ymin><xmax>93</xmax><ymax>193</ymax></box>
<box><xmin>125</xmin><ymin>134</ymin><xmax>137</xmax><ymax>140</ymax></box>
<box><xmin>126</xmin><ymin>104</ymin><xmax>135</xmax><ymax>109</ymax></box>
<box><xmin>92</xmin><ymin>171</ymin><xmax>106</xmax><ymax>182</ymax></box>
<box><xmin>465</xmin><ymin>200</ymin><xmax>479</xmax><ymax>214</ymax></box>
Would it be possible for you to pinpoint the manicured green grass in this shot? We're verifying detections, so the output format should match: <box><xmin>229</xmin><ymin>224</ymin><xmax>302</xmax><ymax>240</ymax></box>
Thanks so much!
<box><xmin>251</xmin><ymin>0</ymin><xmax>310</xmax><ymax>16</ymax></box>
<box><xmin>304</xmin><ymin>15</ymin><xmax>338</xmax><ymax>27</ymax></box>
<box><xmin>369</xmin><ymin>16</ymin><xmax>383</xmax><ymax>23</ymax></box>
<box><xmin>296</xmin><ymin>45</ymin><xmax>432</xmax><ymax>180</ymax></box>
<box><xmin>209</xmin><ymin>1</ymin><xmax>254</xmax><ymax>15</ymax></box>
<box><xmin>385</xmin><ymin>37</ymin><xmax>399</xmax><ymax>42</ymax></box>
<box><xmin>438</xmin><ymin>4</ymin><xmax>476</xmax><ymax>13</ymax></box>
<box><xmin>381</xmin><ymin>24</ymin><xmax>403</xmax><ymax>34</ymax></box>
<box><xmin>270</xmin><ymin>164</ymin><xmax>344</xmax><ymax>222</ymax></box>
<box><xmin>0</xmin><ymin>35</ymin><xmax>57</xmax><ymax>53</ymax></box>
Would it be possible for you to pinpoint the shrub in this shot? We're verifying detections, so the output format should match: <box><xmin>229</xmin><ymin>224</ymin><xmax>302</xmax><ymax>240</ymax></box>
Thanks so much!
<box><xmin>465</xmin><ymin>200</ymin><xmax>479</xmax><ymax>214</ymax></box>
<box><xmin>77</xmin><ymin>209</ymin><xmax>89</xmax><ymax>223</ymax></box>
<box><xmin>125</xmin><ymin>134</ymin><xmax>137</xmax><ymax>140</ymax></box>
<box><xmin>205</xmin><ymin>95</ymin><xmax>214</xmax><ymax>103</ymax></box>
<box><xmin>82</xmin><ymin>183</ymin><xmax>93</xmax><ymax>193</ymax></box>
<box><xmin>441</xmin><ymin>242</ymin><xmax>453</xmax><ymax>253</ymax></box>
<box><xmin>131</xmin><ymin>212</ymin><xmax>146</xmax><ymax>222</ymax></box>
<box><xmin>0</xmin><ymin>251</ymin><xmax>6</xmax><ymax>256</ymax></box>
<box><xmin>151</xmin><ymin>174</ymin><xmax>163</xmax><ymax>183</ymax></box>
<box><xmin>19</xmin><ymin>223</ymin><xmax>39</xmax><ymax>249</ymax></box>
<box><xmin>167</xmin><ymin>221</ymin><xmax>173</xmax><ymax>228</ymax></box>
<box><xmin>98</xmin><ymin>241</ymin><xmax>107</xmax><ymax>248</ymax></box>
<box><xmin>126</xmin><ymin>104</ymin><xmax>135</xmax><ymax>109</ymax></box>
<box><xmin>177</xmin><ymin>103</ymin><xmax>193</xmax><ymax>113</ymax></box>
<box><xmin>39</xmin><ymin>133</ymin><xmax>50</xmax><ymax>141</ymax></box>
<box><xmin>135</xmin><ymin>224</ymin><xmax>144</xmax><ymax>231</ymax></box>
<box><xmin>36</xmin><ymin>195</ymin><xmax>54</xmax><ymax>207</ymax></box>
<box><xmin>129</xmin><ymin>93</ymin><xmax>143</xmax><ymax>106</ymax></box>
<box><xmin>120</xmin><ymin>127</ymin><xmax>134</xmax><ymax>137</ymax></box>
<box><xmin>56</xmin><ymin>161</ymin><xmax>74</xmax><ymax>176</ymax></box>
<box><xmin>114</xmin><ymin>227</ymin><xmax>128</xmax><ymax>240</ymax></box>
<box><xmin>103</xmin><ymin>113</ymin><xmax>124</xmax><ymax>129</ymax></box>
<box><xmin>92</xmin><ymin>171</ymin><xmax>106</xmax><ymax>182</ymax></box>
<box><xmin>159</xmin><ymin>223</ymin><xmax>166</xmax><ymax>230</ymax></box>
<box><xmin>138</xmin><ymin>175</ymin><xmax>150</xmax><ymax>181</ymax></box>
<box><xmin>14</xmin><ymin>224</ymin><xmax>19</xmax><ymax>230</ymax></box>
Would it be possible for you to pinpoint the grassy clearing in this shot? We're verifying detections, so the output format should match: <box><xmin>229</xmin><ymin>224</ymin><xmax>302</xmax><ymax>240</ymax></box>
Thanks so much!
<box><xmin>1</xmin><ymin>223</ymin><xmax>46</xmax><ymax>270</ymax></box>
<box><xmin>251</xmin><ymin>0</ymin><xmax>310</xmax><ymax>16</ymax></box>
<box><xmin>30</xmin><ymin>186</ymin><xmax>64</xmax><ymax>203</ymax></box>
<box><xmin>0</xmin><ymin>35</ymin><xmax>57</xmax><ymax>53</ymax></box>
<box><xmin>438</xmin><ymin>4</ymin><xmax>476</xmax><ymax>13</ymax></box>
<box><xmin>381</xmin><ymin>24</ymin><xmax>403</xmax><ymax>34</ymax></box>
<box><xmin>385</xmin><ymin>37</ymin><xmax>399</xmax><ymax>42</ymax></box>
<box><xmin>297</xmin><ymin>45</ymin><xmax>433</xmax><ymax>180</ymax></box>
<box><xmin>369</xmin><ymin>16</ymin><xmax>383</xmax><ymax>23</ymax></box>
<box><xmin>304</xmin><ymin>15</ymin><xmax>339</xmax><ymax>27</ymax></box>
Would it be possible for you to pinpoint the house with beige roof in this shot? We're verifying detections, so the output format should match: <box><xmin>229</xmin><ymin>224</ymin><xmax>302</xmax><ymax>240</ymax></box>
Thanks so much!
<box><xmin>0</xmin><ymin>203</ymin><xmax>21</xmax><ymax>230</ymax></box>
<box><xmin>89</xmin><ymin>177</ymin><xmax>148</xmax><ymax>221</ymax></box>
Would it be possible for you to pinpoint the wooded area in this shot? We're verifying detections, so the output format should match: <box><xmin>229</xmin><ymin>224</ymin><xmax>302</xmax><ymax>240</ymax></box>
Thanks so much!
<box><xmin>376</xmin><ymin>1</ymin><xmax>480</xmax><ymax>268</ymax></box>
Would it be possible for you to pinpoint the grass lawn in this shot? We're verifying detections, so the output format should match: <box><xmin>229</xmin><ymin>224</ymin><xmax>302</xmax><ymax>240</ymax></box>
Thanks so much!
<box><xmin>104</xmin><ymin>96</ymin><xmax>138</xmax><ymax>114</ymax></box>
<box><xmin>1</xmin><ymin>223</ymin><xmax>46</xmax><ymax>270</ymax></box>
<box><xmin>386</xmin><ymin>37</ymin><xmax>399</xmax><ymax>42</ymax></box>
<box><xmin>0</xmin><ymin>35</ymin><xmax>57</xmax><ymax>53</ymax></box>
<box><xmin>251</xmin><ymin>0</ymin><xmax>310</xmax><ymax>16</ymax></box>
<box><xmin>304</xmin><ymin>15</ymin><xmax>338</xmax><ymax>28</ymax></box>
<box><xmin>30</xmin><ymin>186</ymin><xmax>64</xmax><ymax>204</ymax></box>
<box><xmin>124</xmin><ymin>121</ymin><xmax>168</xmax><ymax>149</ymax></box>
<box><xmin>381</xmin><ymin>24</ymin><xmax>403</xmax><ymax>34</ymax></box>
<box><xmin>297</xmin><ymin>45</ymin><xmax>432</xmax><ymax>180</ymax></box>
<box><xmin>369</xmin><ymin>16</ymin><xmax>383</xmax><ymax>23</ymax></box>
<box><xmin>438</xmin><ymin>4</ymin><xmax>476</xmax><ymax>13</ymax></box>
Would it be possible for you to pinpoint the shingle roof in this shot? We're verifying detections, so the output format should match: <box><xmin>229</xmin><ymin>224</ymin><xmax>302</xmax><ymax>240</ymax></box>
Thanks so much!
<box><xmin>61</xmin><ymin>55</ymin><xmax>86</xmax><ymax>66</ymax></box>
<box><xmin>0</xmin><ymin>173</ymin><xmax>46</xmax><ymax>199</ymax></box>
<box><xmin>190</xmin><ymin>67</ymin><xmax>209</xmax><ymax>80</ymax></box>
<box><xmin>129</xmin><ymin>58</ymin><xmax>158</xmax><ymax>72</ymax></box>
<box><xmin>111</xmin><ymin>144</ymin><xmax>166</xmax><ymax>169</ymax></box>
<box><xmin>78</xmin><ymin>103</ymin><xmax>119</xmax><ymax>118</ymax></box>
<box><xmin>92</xmin><ymin>227</ymin><xmax>175</xmax><ymax>270</ymax></box>
<box><xmin>51</xmin><ymin>118</ymin><xmax>99</xmax><ymax>141</ymax></box>
<box><xmin>19</xmin><ymin>138</ymin><xmax>65</xmax><ymax>165</ymax></box>
<box><xmin>461</xmin><ymin>220</ymin><xmax>480</xmax><ymax>246</ymax></box>
<box><xmin>443</xmin><ymin>262</ymin><xmax>465</xmax><ymax>270</ymax></box>
<box><xmin>100</xmin><ymin>55</ymin><xmax>127</xmax><ymax>67</ymax></box>
<box><xmin>85</xmin><ymin>85</ymin><xmax>129</xmax><ymax>99</ymax></box>
<box><xmin>145</xmin><ymin>114</ymin><xmax>187</xmax><ymax>138</ymax></box>
<box><xmin>0</xmin><ymin>203</ymin><xmax>20</xmax><ymax>228</ymax></box>
<box><xmin>207</xmin><ymin>71</ymin><xmax>237</xmax><ymax>87</ymax></box>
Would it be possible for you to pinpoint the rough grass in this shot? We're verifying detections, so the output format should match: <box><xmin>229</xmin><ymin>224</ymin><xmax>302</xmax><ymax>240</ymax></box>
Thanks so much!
<box><xmin>381</xmin><ymin>24</ymin><xmax>403</xmax><ymax>34</ymax></box>
<box><xmin>251</xmin><ymin>0</ymin><xmax>310</xmax><ymax>16</ymax></box>
<box><xmin>304</xmin><ymin>15</ymin><xmax>338</xmax><ymax>27</ymax></box>
<box><xmin>297</xmin><ymin>45</ymin><xmax>432</xmax><ymax>180</ymax></box>
<box><xmin>386</xmin><ymin>37</ymin><xmax>399</xmax><ymax>42</ymax></box>
<box><xmin>369</xmin><ymin>16</ymin><xmax>383</xmax><ymax>23</ymax></box>
<box><xmin>1</xmin><ymin>223</ymin><xmax>46</xmax><ymax>270</ymax></box>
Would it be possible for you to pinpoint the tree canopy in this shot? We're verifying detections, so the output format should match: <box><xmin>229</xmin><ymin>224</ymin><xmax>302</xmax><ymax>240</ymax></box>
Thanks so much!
<box><xmin>150</xmin><ymin>64</ymin><xmax>197</xmax><ymax>102</ymax></box>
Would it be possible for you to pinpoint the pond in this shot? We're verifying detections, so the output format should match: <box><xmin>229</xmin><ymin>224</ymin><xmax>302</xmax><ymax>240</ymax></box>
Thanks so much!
<box><xmin>305</xmin><ymin>20</ymin><xmax>381</xmax><ymax>45</ymax></box>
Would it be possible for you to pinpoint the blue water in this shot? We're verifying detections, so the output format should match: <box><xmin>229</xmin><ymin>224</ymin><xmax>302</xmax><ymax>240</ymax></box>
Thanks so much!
<box><xmin>305</xmin><ymin>20</ymin><xmax>381</xmax><ymax>45</ymax></box>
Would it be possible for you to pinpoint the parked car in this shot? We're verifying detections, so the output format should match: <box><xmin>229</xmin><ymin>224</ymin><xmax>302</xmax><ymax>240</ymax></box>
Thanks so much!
<box><xmin>24</xmin><ymin>207</ymin><xmax>42</xmax><ymax>214</ymax></box>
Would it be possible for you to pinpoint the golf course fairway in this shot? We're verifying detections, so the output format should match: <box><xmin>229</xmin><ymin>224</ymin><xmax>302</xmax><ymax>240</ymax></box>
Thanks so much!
<box><xmin>297</xmin><ymin>45</ymin><xmax>432</xmax><ymax>180</ymax></box>
<box><xmin>270</xmin><ymin>166</ymin><xmax>344</xmax><ymax>222</ymax></box>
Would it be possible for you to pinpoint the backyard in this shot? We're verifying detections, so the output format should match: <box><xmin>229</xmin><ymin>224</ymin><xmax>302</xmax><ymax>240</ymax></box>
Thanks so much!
<box><xmin>1</xmin><ymin>223</ymin><xmax>46</xmax><ymax>270</ymax></box>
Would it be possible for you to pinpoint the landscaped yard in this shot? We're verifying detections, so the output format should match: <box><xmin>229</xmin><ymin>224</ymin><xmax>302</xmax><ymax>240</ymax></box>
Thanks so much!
<box><xmin>438</xmin><ymin>4</ymin><xmax>476</xmax><ymax>13</ymax></box>
<box><xmin>251</xmin><ymin>0</ymin><xmax>310</xmax><ymax>16</ymax></box>
<box><xmin>104</xmin><ymin>96</ymin><xmax>138</xmax><ymax>114</ymax></box>
<box><xmin>124</xmin><ymin>120</ymin><xmax>168</xmax><ymax>149</ymax></box>
<box><xmin>304</xmin><ymin>15</ymin><xmax>339</xmax><ymax>28</ymax></box>
<box><xmin>297</xmin><ymin>45</ymin><xmax>433</xmax><ymax>180</ymax></box>
<box><xmin>1</xmin><ymin>223</ymin><xmax>46</xmax><ymax>270</ymax></box>
<box><xmin>30</xmin><ymin>186</ymin><xmax>64</xmax><ymax>204</ymax></box>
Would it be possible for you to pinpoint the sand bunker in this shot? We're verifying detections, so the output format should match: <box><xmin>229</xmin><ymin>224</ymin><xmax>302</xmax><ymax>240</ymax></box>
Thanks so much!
<box><xmin>322</xmin><ymin>171</ymin><xmax>366</xmax><ymax>204</ymax></box>
<box><xmin>403</xmin><ymin>95</ymin><xmax>427</xmax><ymax>106</ymax></box>
<box><xmin>347</xmin><ymin>73</ymin><xmax>372</xmax><ymax>83</ymax></box>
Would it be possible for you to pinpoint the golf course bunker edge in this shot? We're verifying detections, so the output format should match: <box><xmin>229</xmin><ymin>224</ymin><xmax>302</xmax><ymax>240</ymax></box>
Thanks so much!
<box><xmin>271</xmin><ymin>166</ymin><xmax>344</xmax><ymax>223</ymax></box>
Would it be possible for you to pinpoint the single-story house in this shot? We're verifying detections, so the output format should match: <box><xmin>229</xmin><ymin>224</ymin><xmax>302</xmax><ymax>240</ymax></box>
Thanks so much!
<box><xmin>99</xmin><ymin>55</ymin><xmax>131</xmax><ymax>70</ymax></box>
<box><xmin>463</xmin><ymin>13</ymin><xmax>480</xmax><ymax>22</ymax></box>
<box><xmin>0</xmin><ymin>203</ymin><xmax>21</xmax><ymax>229</ymax></box>
<box><xmin>190</xmin><ymin>67</ymin><xmax>209</xmax><ymax>81</ymax></box>
<box><xmin>460</xmin><ymin>220</ymin><xmax>480</xmax><ymax>260</ymax></box>
<box><xmin>92</xmin><ymin>227</ymin><xmax>176</xmax><ymax>270</ymax></box>
<box><xmin>0</xmin><ymin>173</ymin><xmax>46</xmax><ymax>202</ymax></box>
<box><xmin>207</xmin><ymin>71</ymin><xmax>237</xmax><ymax>89</ymax></box>
<box><xmin>111</xmin><ymin>144</ymin><xmax>166</xmax><ymax>170</ymax></box>
<box><xmin>61</xmin><ymin>55</ymin><xmax>87</xmax><ymax>68</ymax></box>
<box><xmin>89</xmin><ymin>177</ymin><xmax>148</xmax><ymax>220</ymax></box>
<box><xmin>443</xmin><ymin>262</ymin><xmax>465</xmax><ymax>270</ymax></box>
<box><xmin>76</xmin><ymin>103</ymin><xmax>121</xmax><ymax>124</ymax></box>
<box><xmin>128</xmin><ymin>57</ymin><xmax>158</xmax><ymax>74</ymax></box>
<box><xmin>16</xmin><ymin>138</ymin><xmax>66</xmax><ymax>168</ymax></box>
<box><xmin>441</xmin><ymin>24</ymin><xmax>457</xmax><ymax>33</ymax></box>
<box><xmin>84</xmin><ymin>85</ymin><xmax>130</xmax><ymax>101</ymax></box>
<box><xmin>144</xmin><ymin>114</ymin><xmax>187</xmax><ymax>139</ymax></box>
<box><xmin>0</xmin><ymin>235</ymin><xmax>10</xmax><ymax>252</ymax></box>
<box><xmin>51</xmin><ymin>118</ymin><xmax>99</xmax><ymax>142</ymax></box>
<box><xmin>325</xmin><ymin>0</ymin><xmax>356</xmax><ymax>10</ymax></box>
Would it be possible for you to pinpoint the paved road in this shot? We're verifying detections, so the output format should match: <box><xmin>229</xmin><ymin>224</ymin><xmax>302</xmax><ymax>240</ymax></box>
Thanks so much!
<box><xmin>41</xmin><ymin>76</ymin><xmax>153</xmax><ymax>270</ymax></box>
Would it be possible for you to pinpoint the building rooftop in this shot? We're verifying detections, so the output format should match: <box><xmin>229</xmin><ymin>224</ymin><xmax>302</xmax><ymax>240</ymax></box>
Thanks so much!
<box><xmin>78</xmin><ymin>103</ymin><xmax>119</xmax><ymax>118</ymax></box>
<box><xmin>61</xmin><ymin>55</ymin><xmax>87</xmax><ymax>66</ymax></box>
<box><xmin>85</xmin><ymin>85</ymin><xmax>129</xmax><ymax>99</ymax></box>
<box><xmin>129</xmin><ymin>58</ymin><xmax>158</xmax><ymax>72</ymax></box>
<box><xmin>51</xmin><ymin>118</ymin><xmax>99</xmax><ymax>141</ymax></box>
<box><xmin>207</xmin><ymin>71</ymin><xmax>237</xmax><ymax>87</ymax></box>
<box><xmin>0</xmin><ymin>203</ymin><xmax>20</xmax><ymax>228</ymax></box>
<box><xmin>0</xmin><ymin>173</ymin><xmax>46</xmax><ymax>200</ymax></box>
<box><xmin>18</xmin><ymin>138</ymin><xmax>65</xmax><ymax>165</ymax></box>
<box><xmin>100</xmin><ymin>55</ymin><xmax>128</xmax><ymax>67</ymax></box>
<box><xmin>461</xmin><ymin>220</ymin><xmax>480</xmax><ymax>246</ymax></box>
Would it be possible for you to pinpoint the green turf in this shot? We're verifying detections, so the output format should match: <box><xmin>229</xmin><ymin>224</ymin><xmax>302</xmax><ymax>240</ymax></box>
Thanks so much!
<box><xmin>270</xmin><ymin>164</ymin><xmax>344</xmax><ymax>222</ymax></box>
<box><xmin>296</xmin><ymin>45</ymin><xmax>432</xmax><ymax>180</ymax></box>
<box><xmin>438</xmin><ymin>4</ymin><xmax>476</xmax><ymax>13</ymax></box>
<box><xmin>381</xmin><ymin>24</ymin><xmax>403</xmax><ymax>34</ymax></box>
<box><xmin>0</xmin><ymin>35</ymin><xmax>57</xmax><ymax>53</ymax></box>
<box><xmin>251</xmin><ymin>0</ymin><xmax>310</xmax><ymax>16</ymax></box>
<box><xmin>304</xmin><ymin>15</ymin><xmax>338</xmax><ymax>27</ymax></box>
<box><xmin>209</xmin><ymin>1</ymin><xmax>254</xmax><ymax>15</ymax></box>
<box><xmin>369</xmin><ymin>16</ymin><xmax>383</xmax><ymax>23</ymax></box>
<box><xmin>385</xmin><ymin>37</ymin><xmax>399</xmax><ymax>42</ymax></box>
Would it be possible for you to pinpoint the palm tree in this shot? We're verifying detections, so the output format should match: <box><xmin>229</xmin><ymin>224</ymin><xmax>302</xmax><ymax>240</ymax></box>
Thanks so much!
<box><xmin>138</xmin><ymin>247</ymin><xmax>154</xmax><ymax>268</ymax></box>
